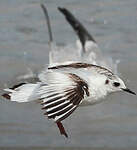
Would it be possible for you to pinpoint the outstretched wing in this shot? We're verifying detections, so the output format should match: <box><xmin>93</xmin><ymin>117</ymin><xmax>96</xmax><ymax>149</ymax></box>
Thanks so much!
<box><xmin>39</xmin><ymin>71</ymin><xmax>89</xmax><ymax>122</ymax></box>
<box><xmin>40</xmin><ymin>4</ymin><xmax>81</xmax><ymax>66</ymax></box>
<box><xmin>39</xmin><ymin>71</ymin><xmax>89</xmax><ymax>137</ymax></box>
<box><xmin>58</xmin><ymin>7</ymin><xmax>96</xmax><ymax>52</ymax></box>
<box><xmin>41</xmin><ymin>4</ymin><xmax>53</xmax><ymax>43</ymax></box>
<box><xmin>57</xmin><ymin>7</ymin><xmax>112</xmax><ymax>70</ymax></box>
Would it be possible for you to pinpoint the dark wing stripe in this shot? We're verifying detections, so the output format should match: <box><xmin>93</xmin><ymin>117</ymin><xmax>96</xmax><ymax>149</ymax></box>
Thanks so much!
<box><xmin>55</xmin><ymin>106</ymin><xmax>77</xmax><ymax>122</ymax></box>
<box><xmin>66</xmin><ymin>88</ymin><xmax>83</xmax><ymax>105</ymax></box>
<box><xmin>47</xmin><ymin>103</ymin><xmax>73</xmax><ymax>119</ymax></box>
<box><xmin>42</xmin><ymin>90</ymin><xmax>55</xmax><ymax>95</ymax></box>
<box><xmin>66</xmin><ymin>92</ymin><xmax>76</xmax><ymax>99</ymax></box>
<box><xmin>46</xmin><ymin>93</ymin><xmax>59</xmax><ymax>99</ymax></box>
<box><xmin>42</xmin><ymin>98</ymin><xmax>65</xmax><ymax>109</ymax></box>
<box><xmin>48</xmin><ymin>63</ymin><xmax>113</xmax><ymax>76</ymax></box>
<box><xmin>42</xmin><ymin>94</ymin><xmax>63</xmax><ymax>105</ymax></box>
<box><xmin>41</xmin><ymin>72</ymin><xmax>90</xmax><ymax>123</ymax></box>
<box><xmin>48</xmin><ymin>62</ymin><xmax>93</xmax><ymax>69</ymax></box>
<box><xmin>10</xmin><ymin>83</ymin><xmax>26</xmax><ymax>90</ymax></box>
<box><xmin>41</xmin><ymin>95</ymin><xmax>63</xmax><ymax>105</ymax></box>
<box><xmin>46</xmin><ymin>101</ymin><xmax>71</xmax><ymax>114</ymax></box>
<box><xmin>65</xmin><ymin>90</ymin><xmax>76</xmax><ymax>96</ymax></box>
<box><xmin>43</xmin><ymin>96</ymin><xmax>63</xmax><ymax>104</ymax></box>
<box><xmin>69</xmin><ymin>95</ymin><xmax>81</xmax><ymax>105</ymax></box>
<box><xmin>58</xmin><ymin>7</ymin><xmax>96</xmax><ymax>51</ymax></box>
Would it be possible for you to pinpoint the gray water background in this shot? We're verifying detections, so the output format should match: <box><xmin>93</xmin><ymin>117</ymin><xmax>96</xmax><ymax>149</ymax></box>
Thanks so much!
<box><xmin>0</xmin><ymin>0</ymin><xmax>137</xmax><ymax>149</ymax></box>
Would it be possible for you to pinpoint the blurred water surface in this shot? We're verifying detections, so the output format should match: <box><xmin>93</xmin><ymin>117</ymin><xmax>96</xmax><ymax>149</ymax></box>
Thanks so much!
<box><xmin>0</xmin><ymin>0</ymin><xmax>137</xmax><ymax>149</ymax></box>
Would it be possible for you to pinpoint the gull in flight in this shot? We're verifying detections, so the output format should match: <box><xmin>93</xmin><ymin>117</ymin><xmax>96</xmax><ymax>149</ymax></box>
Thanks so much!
<box><xmin>2</xmin><ymin>4</ymin><xmax>136</xmax><ymax>138</ymax></box>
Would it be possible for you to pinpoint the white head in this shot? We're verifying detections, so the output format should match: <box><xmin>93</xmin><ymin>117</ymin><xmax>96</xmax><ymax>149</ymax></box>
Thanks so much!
<box><xmin>104</xmin><ymin>75</ymin><xmax>136</xmax><ymax>95</ymax></box>
<box><xmin>88</xmin><ymin>66</ymin><xmax>136</xmax><ymax>100</ymax></box>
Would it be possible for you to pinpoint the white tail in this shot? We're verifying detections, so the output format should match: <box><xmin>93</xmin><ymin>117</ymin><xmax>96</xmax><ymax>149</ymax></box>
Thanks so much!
<box><xmin>2</xmin><ymin>83</ymin><xmax>41</xmax><ymax>103</ymax></box>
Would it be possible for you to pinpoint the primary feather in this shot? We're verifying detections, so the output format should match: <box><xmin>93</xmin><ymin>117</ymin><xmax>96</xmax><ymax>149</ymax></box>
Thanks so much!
<box><xmin>39</xmin><ymin>71</ymin><xmax>89</xmax><ymax>122</ymax></box>
<box><xmin>2</xmin><ymin>5</ymin><xmax>133</xmax><ymax>138</ymax></box>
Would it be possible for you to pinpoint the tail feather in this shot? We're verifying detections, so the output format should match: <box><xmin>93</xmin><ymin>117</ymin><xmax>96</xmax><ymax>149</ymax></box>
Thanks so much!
<box><xmin>2</xmin><ymin>83</ymin><xmax>40</xmax><ymax>103</ymax></box>
<box><xmin>2</xmin><ymin>93</ymin><xmax>10</xmax><ymax>100</ymax></box>
<box><xmin>58</xmin><ymin>7</ymin><xmax>96</xmax><ymax>52</ymax></box>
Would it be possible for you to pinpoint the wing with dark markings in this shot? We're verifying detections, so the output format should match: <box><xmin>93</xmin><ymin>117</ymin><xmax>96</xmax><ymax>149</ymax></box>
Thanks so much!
<box><xmin>48</xmin><ymin>62</ymin><xmax>113</xmax><ymax>77</ymax></box>
<box><xmin>39</xmin><ymin>72</ymin><xmax>89</xmax><ymax>122</ymax></box>
<box><xmin>41</xmin><ymin>4</ymin><xmax>53</xmax><ymax>42</ymax></box>
<box><xmin>58</xmin><ymin>7</ymin><xmax>96</xmax><ymax>51</ymax></box>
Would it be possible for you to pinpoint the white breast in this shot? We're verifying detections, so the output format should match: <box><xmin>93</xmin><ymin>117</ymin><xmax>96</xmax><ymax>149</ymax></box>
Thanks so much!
<box><xmin>75</xmin><ymin>70</ymin><xmax>108</xmax><ymax>105</ymax></box>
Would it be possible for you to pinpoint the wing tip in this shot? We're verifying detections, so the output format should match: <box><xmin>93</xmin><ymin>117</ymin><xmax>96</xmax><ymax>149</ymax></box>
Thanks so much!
<box><xmin>58</xmin><ymin>7</ymin><xmax>65</xmax><ymax>12</ymax></box>
<box><xmin>40</xmin><ymin>3</ymin><xmax>47</xmax><ymax>12</ymax></box>
<box><xmin>10</xmin><ymin>83</ymin><xmax>26</xmax><ymax>90</ymax></box>
<box><xmin>40</xmin><ymin>3</ymin><xmax>44</xmax><ymax>8</ymax></box>
<box><xmin>58</xmin><ymin>6</ymin><xmax>96</xmax><ymax>47</ymax></box>
<box><xmin>58</xmin><ymin>7</ymin><xmax>70</xmax><ymax>17</ymax></box>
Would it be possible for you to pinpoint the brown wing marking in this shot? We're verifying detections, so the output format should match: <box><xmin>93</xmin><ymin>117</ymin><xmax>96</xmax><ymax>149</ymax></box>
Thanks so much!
<box><xmin>41</xmin><ymin>73</ymin><xmax>90</xmax><ymax>137</ymax></box>
<box><xmin>48</xmin><ymin>62</ymin><xmax>113</xmax><ymax>77</ymax></box>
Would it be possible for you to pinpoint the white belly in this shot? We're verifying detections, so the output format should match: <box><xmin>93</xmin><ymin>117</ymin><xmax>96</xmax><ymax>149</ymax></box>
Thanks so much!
<box><xmin>80</xmin><ymin>96</ymin><xmax>106</xmax><ymax>107</ymax></box>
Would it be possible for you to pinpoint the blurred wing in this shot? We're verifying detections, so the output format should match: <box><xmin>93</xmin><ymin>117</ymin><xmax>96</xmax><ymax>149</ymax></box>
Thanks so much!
<box><xmin>58</xmin><ymin>7</ymin><xmax>96</xmax><ymax>52</ymax></box>
<box><xmin>39</xmin><ymin>71</ymin><xmax>89</xmax><ymax>122</ymax></box>
<box><xmin>58</xmin><ymin>7</ymin><xmax>113</xmax><ymax>70</ymax></box>
<box><xmin>40</xmin><ymin>5</ymin><xmax>113</xmax><ymax>84</ymax></box>
<box><xmin>41</xmin><ymin>4</ymin><xmax>53</xmax><ymax>43</ymax></box>
<box><xmin>41</xmin><ymin>4</ymin><xmax>81</xmax><ymax>66</ymax></box>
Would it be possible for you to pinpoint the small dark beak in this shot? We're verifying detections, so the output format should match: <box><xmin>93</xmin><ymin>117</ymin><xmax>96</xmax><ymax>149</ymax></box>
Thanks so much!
<box><xmin>122</xmin><ymin>88</ymin><xmax>136</xmax><ymax>95</ymax></box>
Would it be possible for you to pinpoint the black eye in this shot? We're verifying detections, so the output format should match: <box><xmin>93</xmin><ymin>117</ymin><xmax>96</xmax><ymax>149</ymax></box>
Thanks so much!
<box><xmin>105</xmin><ymin>79</ymin><xmax>109</xmax><ymax>84</ymax></box>
<box><xmin>113</xmin><ymin>82</ymin><xmax>120</xmax><ymax>87</ymax></box>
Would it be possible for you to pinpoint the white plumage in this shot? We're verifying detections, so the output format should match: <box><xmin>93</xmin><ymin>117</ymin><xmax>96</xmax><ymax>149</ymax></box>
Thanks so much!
<box><xmin>2</xmin><ymin>4</ymin><xmax>135</xmax><ymax>138</ymax></box>
<box><xmin>4</xmin><ymin>83</ymin><xmax>40</xmax><ymax>103</ymax></box>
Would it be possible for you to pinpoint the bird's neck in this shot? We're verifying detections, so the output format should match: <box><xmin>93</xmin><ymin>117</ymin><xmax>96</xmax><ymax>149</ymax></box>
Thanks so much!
<box><xmin>88</xmin><ymin>77</ymin><xmax>108</xmax><ymax>101</ymax></box>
